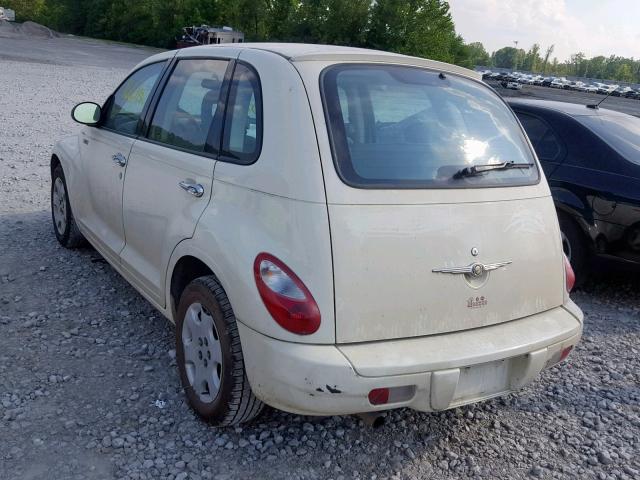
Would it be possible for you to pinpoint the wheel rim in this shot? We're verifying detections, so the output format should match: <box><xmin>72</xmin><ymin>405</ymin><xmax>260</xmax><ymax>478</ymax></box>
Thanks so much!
<box><xmin>52</xmin><ymin>177</ymin><xmax>67</xmax><ymax>235</ymax></box>
<box><xmin>182</xmin><ymin>302</ymin><xmax>223</xmax><ymax>403</ymax></box>
<box><xmin>561</xmin><ymin>230</ymin><xmax>572</xmax><ymax>262</ymax></box>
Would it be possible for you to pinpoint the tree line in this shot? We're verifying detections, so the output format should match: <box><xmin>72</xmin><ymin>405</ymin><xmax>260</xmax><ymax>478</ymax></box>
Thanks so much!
<box><xmin>4</xmin><ymin>0</ymin><xmax>639</xmax><ymax>83</ymax></box>
<box><xmin>484</xmin><ymin>44</ymin><xmax>640</xmax><ymax>84</ymax></box>
<box><xmin>3</xmin><ymin>0</ymin><xmax>475</xmax><ymax>66</ymax></box>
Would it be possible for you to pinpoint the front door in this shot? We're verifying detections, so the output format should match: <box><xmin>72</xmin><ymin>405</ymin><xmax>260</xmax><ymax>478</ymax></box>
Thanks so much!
<box><xmin>76</xmin><ymin>62</ymin><xmax>166</xmax><ymax>262</ymax></box>
<box><xmin>120</xmin><ymin>58</ymin><xmax>231</xmax><ymax>305</ymax></box>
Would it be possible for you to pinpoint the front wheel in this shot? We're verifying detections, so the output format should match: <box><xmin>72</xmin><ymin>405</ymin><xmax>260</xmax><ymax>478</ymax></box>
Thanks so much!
<box><xmin>176</xmin><ymin>276</ymin><xmax>264</xmax><ymax>426</ymax></box>
<box><xmin>51</xmin><ymin>165</ymin><xmax>86</xmax><ymax>248</ymax></box>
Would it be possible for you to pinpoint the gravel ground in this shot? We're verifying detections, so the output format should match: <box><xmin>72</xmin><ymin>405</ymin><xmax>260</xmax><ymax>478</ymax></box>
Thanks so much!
<box><xmin>1</xmin><ymin>36</ymin><xmax>639</xmax><ymax>480</ymax></box>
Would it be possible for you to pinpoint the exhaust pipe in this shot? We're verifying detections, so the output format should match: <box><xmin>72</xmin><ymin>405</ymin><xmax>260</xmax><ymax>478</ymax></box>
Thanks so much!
<box><xmin>356</xmin><ymin>412</ymin><xmax>386</xmax><ymax>428</ymax></box>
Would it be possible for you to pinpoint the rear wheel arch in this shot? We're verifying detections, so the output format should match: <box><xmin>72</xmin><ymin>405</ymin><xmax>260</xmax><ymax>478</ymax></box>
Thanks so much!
<box><xmin>50</xmin><ymin>154</ymin><xmax>61</xmax><ymax>177</ymax></box>
<box><xmin>556</xmin><ymin>205</ymin><xmax>594</xmax><ymax>248</ymax></box>
<box><xmin>169</xmin><ymin>255</ymin><xmax>216</xmax><ymax>320</ymax></box>
<box><xmin>557</xmin><ymin>209</ymin><xmax>591</xmax><ymax>285</ymax></box>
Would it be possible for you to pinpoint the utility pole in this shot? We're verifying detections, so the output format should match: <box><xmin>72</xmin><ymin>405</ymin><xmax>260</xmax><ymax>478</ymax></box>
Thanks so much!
<box><xmin>513</xmin><ymin>40</ymin><xmax>519</xmax><ymax>71</ymax></box>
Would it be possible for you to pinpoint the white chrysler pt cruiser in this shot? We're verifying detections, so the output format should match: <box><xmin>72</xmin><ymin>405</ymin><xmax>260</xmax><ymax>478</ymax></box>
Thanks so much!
<box><xmin>51</xmin><ymin>44</ymin><xmax>583</xmax><ymax>427</ymax></box>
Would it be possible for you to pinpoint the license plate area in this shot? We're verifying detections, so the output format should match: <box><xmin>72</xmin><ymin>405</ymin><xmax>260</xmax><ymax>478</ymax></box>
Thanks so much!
<box><xmin>450</xmin><ymin>358</ymin><xmax>511</xmax><ymax>407</ymax></box>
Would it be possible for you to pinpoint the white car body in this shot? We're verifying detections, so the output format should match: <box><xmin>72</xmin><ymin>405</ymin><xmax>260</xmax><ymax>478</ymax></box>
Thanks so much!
<box><xmin>52</xmin><ymin>44</ymin><xmax>582</xmax><ymax>418</ymax></box>
<box><xmin>579</xmin><ymin>84</ymin><xmax>598</xmax><ymax>93</ymax></box>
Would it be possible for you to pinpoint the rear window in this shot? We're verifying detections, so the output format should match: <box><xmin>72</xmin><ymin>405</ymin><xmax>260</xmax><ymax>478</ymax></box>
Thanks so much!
<box><xmin>578</xmin><ymin>115</ymin><xmax>640</xmax><ymax>165</ymax></box>
<box><xmin>321</xmin><ymin>64</ymin><xmax>539</xmax><ymax>188</ymax></box>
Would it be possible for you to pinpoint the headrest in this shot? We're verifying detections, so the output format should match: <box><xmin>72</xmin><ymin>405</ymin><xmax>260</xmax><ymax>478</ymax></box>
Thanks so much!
<box><xmin>201</xmin><ymin>77</ymin><xmax>221</xmax><ymax>90</ymax></box>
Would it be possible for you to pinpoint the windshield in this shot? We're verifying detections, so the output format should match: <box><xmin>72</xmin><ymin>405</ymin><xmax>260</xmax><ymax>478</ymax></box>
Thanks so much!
<box><xmin>578</xmin><ymin>114</ymin><xmax>640</xmax><ymax>165</ymax></box>
<box><xmin>321</xmin><ymin>64</ymin><xmax>539</xmax><ymax>188</ymax></box>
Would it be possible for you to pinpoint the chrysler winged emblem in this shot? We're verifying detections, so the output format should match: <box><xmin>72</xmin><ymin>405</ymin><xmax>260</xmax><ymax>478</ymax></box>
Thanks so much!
<box><xmin>432</xmin><ymin>261</ymin><xmax>512</xmax><ymax>277</ymax></box>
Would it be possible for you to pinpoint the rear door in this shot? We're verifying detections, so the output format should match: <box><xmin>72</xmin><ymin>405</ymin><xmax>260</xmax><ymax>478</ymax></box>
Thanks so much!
<box><xmin>304</xmin><ymin>62</ymin><xmax>565</xmax><ymax>343</ymax></box>
<box><xmin>120</xmin><ymin>58</ymin><xmax>231</xmax><ymax>305</ymax></box>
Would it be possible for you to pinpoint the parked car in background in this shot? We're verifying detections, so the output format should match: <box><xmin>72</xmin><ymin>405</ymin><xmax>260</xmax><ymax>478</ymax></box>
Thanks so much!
<box><xmin>50</xmin><ymin>43</ymin><xmax>582</xmax><ymax>426</ymax></box>
<box><xmin>612</xmin><ymin>86</ymin><xmax>634</xmax><ymax>97</ymax></box>
<box><xmin>597</xmin><ymin>84</ymin><xmax>617</xmax><ymax>95</ymax></box>
<box><xmin>550</xmin><ymin>78</ymin><xmax>566</xmax><ymax>89</ymax></box>
<box><xmin>509</xmin><ymin>99</ymin><xmax>640</xmax><ymax>283</ymax></box>
<box><xmin>502</xmin><ymin>80</ymin><xmax>522</xmax><ymax>90</ymax></box>
<box><xmin>564</xmin><ymin>81</ymin><xmax>584</xmax><ymax>91</ymax></box>
<box><xmin>542</xmin><ymin>77</ymin><xmax>554</xmax><ymax>87</ymax></box>
<box><xmin>579</xmin><ymin>84</ymin><xmax>599</xmax><ymax>94</ymax></box>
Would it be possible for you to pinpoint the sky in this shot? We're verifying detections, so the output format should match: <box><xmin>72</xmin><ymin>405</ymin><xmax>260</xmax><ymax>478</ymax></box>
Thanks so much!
<box><xmin>448</xmin><ymin>0</ymin><xmax>640</xmax><ymax>61</ymax></box>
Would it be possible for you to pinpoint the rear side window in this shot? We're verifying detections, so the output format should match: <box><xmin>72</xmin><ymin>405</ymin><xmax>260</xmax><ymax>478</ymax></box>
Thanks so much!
<box><xmin>102</xmin><ymin>62</ymin><xmax>165</xmax><ymax>136</ymax></box>
<box><xmin>148</xmin><ymin>59</ymin><xmax>228</xmax><ymax>153</ymax></box>
<box><xmin>221</xmin><ymin>63</ymin><xmax>262</xmax><ymax>164</ymax></box>
<box><xmin>517</xmin><ymin>113</ymin><xmax>563</xmax><ymax>162</ymax></box>
<box><xmin>322</xmin><ymin>64</ymin><xmax>539</xmax><ymax>188</ymax></box>
<box><xmin>579</xmin><ymin>115</ymin><xmax>640</xmax><ymax>165</ymax></box>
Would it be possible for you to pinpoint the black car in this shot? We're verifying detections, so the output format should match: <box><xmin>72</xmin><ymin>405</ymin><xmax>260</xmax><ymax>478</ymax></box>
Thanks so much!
<box><xmin>625</xmin><ymin>89</ymin><xmax>640</xmax><ymax>100</ymax></box>
<box><xmin>508</xmin><ymin>99</ymin><xmax>640</xmax><ymax>283</ymax></box>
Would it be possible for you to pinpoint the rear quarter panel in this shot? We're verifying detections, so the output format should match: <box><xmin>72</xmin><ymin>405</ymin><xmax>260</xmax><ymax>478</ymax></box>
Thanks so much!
<box><xmin>172</xmin><ymin>181</ymin><xmax>335</xmax><ymax>344</ymax></box>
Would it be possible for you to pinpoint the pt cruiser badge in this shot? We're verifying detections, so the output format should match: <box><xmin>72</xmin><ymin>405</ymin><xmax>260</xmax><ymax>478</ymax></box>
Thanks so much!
<box><xmin>432</xmin><ymin>261</ymin><xmax>512</xmax><ymax>277</ymax></box>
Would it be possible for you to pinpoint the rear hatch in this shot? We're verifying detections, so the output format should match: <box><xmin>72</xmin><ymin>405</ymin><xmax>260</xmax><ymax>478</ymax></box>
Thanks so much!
<box><xmin>329</xmin><ymin>197</ymin><xmax>564</xmax><ymax>343</ymax></box>
<box><xmin>317</xmin><ymin>63</ymin><xmax>565</xmax><ymax>343</ymax></box>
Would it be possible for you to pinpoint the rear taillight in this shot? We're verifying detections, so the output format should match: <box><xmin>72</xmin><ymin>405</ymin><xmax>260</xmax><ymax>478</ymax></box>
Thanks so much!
<box><xmin>564</xmin><ymin>254</ymin><xmax>575</xmax><ymax>293</ymax></box>
<box><xmin>559</xmin><ymin>345</ymin><xmax>573</xmax><ymax>362</ymax></box>
<box><xmin>254</xmin><ymin>253</ymin><xmax>320</xmax><ymax>335</ymax></box>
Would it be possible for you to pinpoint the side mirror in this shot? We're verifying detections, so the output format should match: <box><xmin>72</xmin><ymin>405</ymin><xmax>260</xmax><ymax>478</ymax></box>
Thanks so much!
<box><xmin>71</xmin><ymin>102</ymin><xmax>101</xmax><ymax>126</ymax></box>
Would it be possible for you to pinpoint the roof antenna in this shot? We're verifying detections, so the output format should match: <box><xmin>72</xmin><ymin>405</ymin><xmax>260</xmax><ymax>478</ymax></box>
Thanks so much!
<box><xmin>587</xmin><ymin>86</ymin><xmax>615</xmax><ymax>110</ymax></box>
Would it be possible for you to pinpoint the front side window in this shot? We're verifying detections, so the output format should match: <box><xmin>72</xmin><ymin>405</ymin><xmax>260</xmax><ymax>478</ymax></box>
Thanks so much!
<box><xmin>102</xmin><ymin>62</ymin><xmax>165</xmax><ymax>136</ymax></box>
<box><xmin>221</xmin><ymin>63</ymin><xmax>262</xmax><ymax>164</ymax></box>
<box><xmin>322</xmin><ymin>64</ymin><xmax>539</xmax><ymax>188</ymax></box>
<box><xmin>148</xmin><ymin>59</ymin><xmax>228</xmax><ymax>153</ymax></box>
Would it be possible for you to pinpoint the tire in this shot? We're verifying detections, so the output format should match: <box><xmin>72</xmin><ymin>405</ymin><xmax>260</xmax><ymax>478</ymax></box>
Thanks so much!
<box><xmin>558</xmin><ymin>212</ymin><xmax>589</xmax><ymax>286</ymax></box>
<box><xmin>175</xmin><ymin>276</ymin><xmax>264</xmax><ymax>426</ymax></box>
<box><xmin>51</xmin><ymin>165</ymin><xmax>87</xmax><ymax>248</ymax></box>
<box><xmin>626</xmin><ymin>223</ymin><xmax>640</xmax><ymax>252</ymax></box>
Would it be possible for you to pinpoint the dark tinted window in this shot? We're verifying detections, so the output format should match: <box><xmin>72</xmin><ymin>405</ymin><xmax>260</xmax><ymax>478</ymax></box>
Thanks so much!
<box><xmin>148</xmin><ymin>59</ymin><xmax>228</xmax><ymax>153</ymax></box>
<box><xmin>102</xmin><ymin>62</ymin><xmax>165</xmax><ymax>136</ymax></box>
<box><xmin>516</xmin><ymin>112</ymin><xmax>563</xmax><ymax>162</ymax></box>
<box><xmin>322</xmin><ymin>65</ymin><xmax>538</xmax><ymax>188</ymax></box>
<box><xmin>221</xmin><ymin>63</ymin><xmax>262</xmax><ymax>164</ymax></box>
<box><xmin>579</xmin><ymin>115</ymin><xmax>640</xmax><ymax>165</ymax></box>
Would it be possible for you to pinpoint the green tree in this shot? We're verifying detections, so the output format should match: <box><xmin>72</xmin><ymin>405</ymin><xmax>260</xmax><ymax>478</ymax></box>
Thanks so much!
<box><xmin>493</xmin><ymin>46</ymin><xmax>520</xmax><ymax>68</ymax></box>
<box><xmin>465</xmin><ymin>41</ymin><xmax>491</xmax><ymax>67</ymax></box>
<box><xmin>367</xmin><ymin>0</ymin><xmax>462</xmax><ymax>62</ymax></box>
<box><xmin>265</xmin><ymin>0</ymin><xmax>297</xmax><ymax>41</ymax></box>
<box><xmin>522</xmin><ymin>43</ymin><xmax>541</xmax><ymax>72</ymax></box>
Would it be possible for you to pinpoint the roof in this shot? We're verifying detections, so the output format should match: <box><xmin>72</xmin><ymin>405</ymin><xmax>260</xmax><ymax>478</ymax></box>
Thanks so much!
<box><xmin>171</xmin><ymin>43</ymin><xmax>482</xmax><ymax>81</ymax></box>
<box><xmin>506</xmin><ymin>98</ymin><xmax>629</xmax><ymax>118</ymax></box>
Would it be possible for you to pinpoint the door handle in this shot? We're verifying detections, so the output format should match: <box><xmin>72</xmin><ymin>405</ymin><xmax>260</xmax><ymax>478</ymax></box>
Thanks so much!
<box><xmin>112</xmin><ymin>153</ymin><xmax>127</xmax><ymax>167</ymax></box>
<box><xmin>179</xmin><ymin>181</ymin><xmax>205</xmax><ymax>198</ymax></box>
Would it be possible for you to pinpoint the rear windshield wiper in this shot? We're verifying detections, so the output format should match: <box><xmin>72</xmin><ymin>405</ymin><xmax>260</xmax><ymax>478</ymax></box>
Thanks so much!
<box><xmin>453</xmin><ymin>161</ymin><xmax>534</xmax><ymax>179</ymax></box>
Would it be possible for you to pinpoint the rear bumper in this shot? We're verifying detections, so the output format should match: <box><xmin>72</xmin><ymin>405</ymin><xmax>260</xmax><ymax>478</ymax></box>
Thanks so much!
<box><xmin>238</xmin><ymin>301</ymin><xmax>583</xmax><ymax>416</ymax></box>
